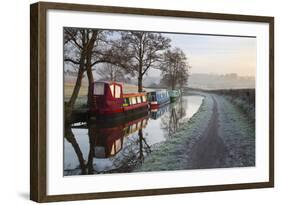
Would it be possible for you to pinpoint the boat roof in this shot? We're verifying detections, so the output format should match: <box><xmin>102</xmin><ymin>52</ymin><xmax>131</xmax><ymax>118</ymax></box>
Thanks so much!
<box><xmin>149</xmin><ymin>89</ymin><xmax>168</xmax><ymax>93</ymax></box>
<box><xmin>123</xmin><ymin>93</ymin><xmax>146</xmax><ymax>98</ymax></box>
<box><xmin>94</xmin><ymin>81</ymin><xmax>122</xmax><ymax>86</ymax></box>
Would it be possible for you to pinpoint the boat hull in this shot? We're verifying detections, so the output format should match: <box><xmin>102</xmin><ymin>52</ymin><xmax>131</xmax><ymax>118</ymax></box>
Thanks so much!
<box><xmin>149</xmin><ymin>99</ymin><xmax>170</xmax><ymax>109</ymax></box>
<box><xmin>170</xmin><ymin>96</ymin><xmax>178</xmax><ymax>103</ymax></box>
<box><xmin>90</xmin><ymin>104</ymin><xmax>148</xmax><ymax>122</ymax></box>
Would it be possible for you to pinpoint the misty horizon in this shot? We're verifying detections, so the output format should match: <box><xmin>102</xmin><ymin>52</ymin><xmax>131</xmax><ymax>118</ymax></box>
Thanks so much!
<box><xmin>65</xmin><ymin>70</ymin><xmax>255</xmax><ymax>90</ymax></box>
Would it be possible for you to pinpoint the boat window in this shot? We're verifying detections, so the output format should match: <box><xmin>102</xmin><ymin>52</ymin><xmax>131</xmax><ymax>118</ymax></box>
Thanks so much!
<box><xmin>110</xmin><ymin>84</ymin><xmax>114</xmax><ymax>97</ymax></box>
<box><xmin>137</xmin><ymin>96</ymin><xmax>141</xmax><ymax>103</ymax></box>
<box><xmin>115</xmin><ymin>85</ymin><xmax>121</xmax><ymax>98</ymax></box>
<box><xmin>93</xmin><ymin>83</ymin><xmax>104</xmax><ymax>95</ymax></box>
<box><xmin>124</xmin><ymin>98</ymin><xmax>129</xmax><ymax>105</ymax></box>
<box><xmin>142</xmin><ymin>95</ymin><xmax>146</xmax><ymax>102</ymax></box>
<box><xmin>132</xmin><ymin>97</ymin><xmax>136</xmax><ymax>104</ymax></box>
<box><xmin>157</xmin><ymin>93</ymin><xmax>160</xmax><ymax>100</ymax></box>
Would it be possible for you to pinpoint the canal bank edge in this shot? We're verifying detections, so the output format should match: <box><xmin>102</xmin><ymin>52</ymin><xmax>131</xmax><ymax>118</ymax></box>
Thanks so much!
<box><xmin>135</xmin><ymin>92</ymin><xmax>212</xmax><ymax>172</ymax></box>
<box><xmin>135</xmin><ymin>91</ymin><xmax>255</xmax><ymax>172</ymax></box>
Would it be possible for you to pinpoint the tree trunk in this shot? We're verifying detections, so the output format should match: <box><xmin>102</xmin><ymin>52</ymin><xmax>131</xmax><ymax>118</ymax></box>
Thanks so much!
<box><xmin>138</xmin><ymin>75</ymin><xmax>143</xmax><ymax>92</ymax></box>
<box><xmin>65</xmin><ymin>49</ymin><xmax>86</xmax><ymax>122</ymax></box>
<box><xmin>171</xmin><ymin>80</ymin><xmax>175</xmax><ymax>90</ymax></box>
<box><xmin>138</xmin><ymin>63</ymin><xmax>143</xmax><ymax>92</ymax></box>
<box><xmin>66</xmin><ymin>65</ymin><xmax>85</xmax><ymax>122</ymax></box>
<box><xmin>86</xmin><ymin>62</ymin><xmax>94</xmax><ymax>87</ymax></box>
<box><xmin>85</xmin><ymin>34</ymin><xmax>96</xmax><ymax>95</ymax></box>
<box><xmin>84</xmin><ymin>50</ymin><xmax>94</xmax><ymax>111</ymax></box>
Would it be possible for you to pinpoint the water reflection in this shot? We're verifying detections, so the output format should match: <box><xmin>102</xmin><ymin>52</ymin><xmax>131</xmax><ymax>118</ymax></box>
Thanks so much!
<box><xmin>64</xmin><ymin>126</ymin><xmax>89</xmax><ymax>175</ymax></box>
<box><xmin>160</xmin><ymin>96</ymin><xmax>189</xmax><ymax>139</ymax></box>
<box><xmin>64</xmin><ymin>95</ymin><xmax>203</xmax><ymax>175</ymax></box>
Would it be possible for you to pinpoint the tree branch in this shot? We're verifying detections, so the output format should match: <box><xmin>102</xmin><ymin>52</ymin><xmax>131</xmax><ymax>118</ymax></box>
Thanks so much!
<box><xmin>64</xmin><ymin>58</ymin><xmax>80</xmax><ymax>65</ymax></box>
<box><xmin>65</xmin><ymin>29</ymin><xmax>83</xmax><ymax>50</ymax></box>
<box><xmin>91</xmin><ymin>59</ymin><xmax>112</xmax><ymax>68</ymax></box>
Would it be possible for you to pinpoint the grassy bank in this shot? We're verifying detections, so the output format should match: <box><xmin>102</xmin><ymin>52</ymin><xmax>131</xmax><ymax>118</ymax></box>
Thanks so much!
<box><xmin>134</xmin><ymin>90</ymin><xmax>255</xmax><ymax>172</ymax></box>
<box><xmin>134</xmin><ymin>93</ymin><xmax>212</xmax><ymax>172</ymax></box>
<box><xmin>209</xmin><ymin>89</ymin><xmax>255</xmax><ymax>122</ymax></box>
<box><xmin>216</xmin><ymin>95</ymin><xmax>255</xmax><ymax>167</ymax></box>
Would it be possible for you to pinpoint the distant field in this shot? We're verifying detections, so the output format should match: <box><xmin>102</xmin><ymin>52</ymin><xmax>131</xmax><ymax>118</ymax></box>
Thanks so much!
<box><xmin>64</xmin><ymin>83</ymin><xmax>88</xmax><ymax>99</ymax></box>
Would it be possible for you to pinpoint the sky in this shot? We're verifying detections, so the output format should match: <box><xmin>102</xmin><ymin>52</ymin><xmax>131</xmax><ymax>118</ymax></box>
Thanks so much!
<box><xmin>64</xmin><ymin>28</ymin><xmax>256</xmax><ymax>78</ymax></box>
<box><xmin>148</xmin><ymin>33</ymin><xmax>256</xmax><ymax>77</ymax></box>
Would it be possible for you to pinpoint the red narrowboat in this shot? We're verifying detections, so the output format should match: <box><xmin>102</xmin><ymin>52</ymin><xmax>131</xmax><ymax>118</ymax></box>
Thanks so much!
<box><xmin>88</xmin><ymin>81</ymin><xmax>148</xmax><ymax>117</ymax></box>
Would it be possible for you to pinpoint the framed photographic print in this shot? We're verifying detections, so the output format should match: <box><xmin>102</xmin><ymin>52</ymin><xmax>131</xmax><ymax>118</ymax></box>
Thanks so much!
<box><xmin>30</xmin><ymin>1</ymin><xmax>274</xmax><ymax>202</ymax></box>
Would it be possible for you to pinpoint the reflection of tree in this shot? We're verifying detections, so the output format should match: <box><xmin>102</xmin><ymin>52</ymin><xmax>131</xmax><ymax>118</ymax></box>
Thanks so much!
<box><xmin>160</xmin><ymin>106</ymin><xmax>179</xmax><ymax>139</ymax></box>
<box><xmin>64</xmin><ymin>124</ymin><xmax>96</xmax><ymax>175</ymax></box>
<box><xmin>111</xmin><ymin>128</ymin><xmax>151</xmax><ymax>172</ymax></box>
<box><xmin>161</xmin><ymin>96</ymin><xmax>187</xmax><ymax>139</ymax></box>
<box><xmin>169</xmin><ymin>107</ymin><xmax>179</xmax><ymax>135</ymax></box>
<box><xmin>138</xmin><ymin>129</ymin><xmax>144</xmax><ymax>162</ymax></box>
<box><xmin>65</xmin><ymin>115</ymin><xmax>151</xmax><ymax>174</ymax></box>
<box><xmin>87</xmin><ymin>125</ymin><xmax>95</xmax><ymax>174</ymax></box>
<box><xmin>179</xmin><ymin>95</ymin><xmax>187</xmax><ymax>119</ymax></box>
<box><xmin>138</xmin><ymin>129</ymin><xmax>151</xmax><ymax>163</ymax></box>
<box><xmin>64</xmin><ymin>125</ymin><xmax>87</xmax><ymax>175</ymax></box>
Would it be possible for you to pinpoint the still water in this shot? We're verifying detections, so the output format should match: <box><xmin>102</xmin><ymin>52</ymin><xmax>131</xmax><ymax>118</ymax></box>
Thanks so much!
<box><xmin>64</xmin><ymin>95</ymin><xmax>204</xmax><ymax>175</ymax></box>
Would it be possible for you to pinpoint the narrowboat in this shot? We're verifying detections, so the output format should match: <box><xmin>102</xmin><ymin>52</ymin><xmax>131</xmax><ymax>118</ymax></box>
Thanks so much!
<box><xmin>148</xmin><ymin>89</ymin><xmax>170</xmax><ymax>109</ymax></box>
<box><xmin>168</xmin><ymin>89</ymin><xmax>181</xmax><ymax>102</ymax></box>
<box><xmin>88</xmin><ymin>81</ymin><xmax>148</xmax><ymax>119</ymax></box>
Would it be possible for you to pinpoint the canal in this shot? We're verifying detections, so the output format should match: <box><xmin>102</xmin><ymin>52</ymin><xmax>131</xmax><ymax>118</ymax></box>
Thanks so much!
<box><xmin>64</xmin><ymin>95</ymin><xmax>204</xmax><ymax>176</ymax></box>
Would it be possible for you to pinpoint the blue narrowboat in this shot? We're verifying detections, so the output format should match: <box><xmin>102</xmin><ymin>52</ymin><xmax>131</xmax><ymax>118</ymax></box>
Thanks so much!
<box><xmin>148</xmin><ymin>90</ymin><xmax>170</xmax><ymax>109</ymax></box>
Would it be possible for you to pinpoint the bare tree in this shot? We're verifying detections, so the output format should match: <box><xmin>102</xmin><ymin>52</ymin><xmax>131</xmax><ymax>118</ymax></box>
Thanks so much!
<box><xmin>160</xmin><ymin>48</ymin><xmax>190</xmax><ymax>89</ymax></box>
<box><xmin>96</xmin><ymin>63</ymin><xmax>127</xmax><ymax>82</ymax></box>
<box><xmin>64</xmin><ymin>28</ymin><xmax>86</xmax><ymax>115</ymax></box>
<box><xmin>120</xmin><ymin>32</ymin><xmax>171</xmax><ymax>92</ymax></box>
<box><xmin>64</xmin><ymin>28</ymin><xmax>124</xmax><ymax>119</ymax></box>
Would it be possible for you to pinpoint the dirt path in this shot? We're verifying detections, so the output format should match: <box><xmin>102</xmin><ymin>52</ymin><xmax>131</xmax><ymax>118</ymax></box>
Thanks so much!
<box><xmin>189</xmin><ymin>96</ymin><xmax>228</xmax><ymax>169</ymax></box>
<box><xmin>137</xmin><ymin>92</ymin><xmax>255</xmax><ymax>172</ymax></box>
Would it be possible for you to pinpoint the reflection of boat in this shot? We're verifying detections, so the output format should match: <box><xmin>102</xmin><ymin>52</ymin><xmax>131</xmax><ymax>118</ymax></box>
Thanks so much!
<box><xmin>88</xmin><ymin>111</ymin><xmax>149</xmax><ymax>158</ymax></box>
<box><xmin>150</xmin><ymin>103</ymin><xmax>170</xmax><ymax>120</ymax></box>
<box><xmin>88</xmin><ymin>81</ymin><xmax>148</xmax><ymax>118</ymax></box>
<box><xmin>168</xmin><ymin>89</ymin><xmax>181</xmax><ymax>102</ymax></box>
<box><xmin>148</xmin><ymin>90</ymin><xmax>170</xmax><ymax>109</ymax></box>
